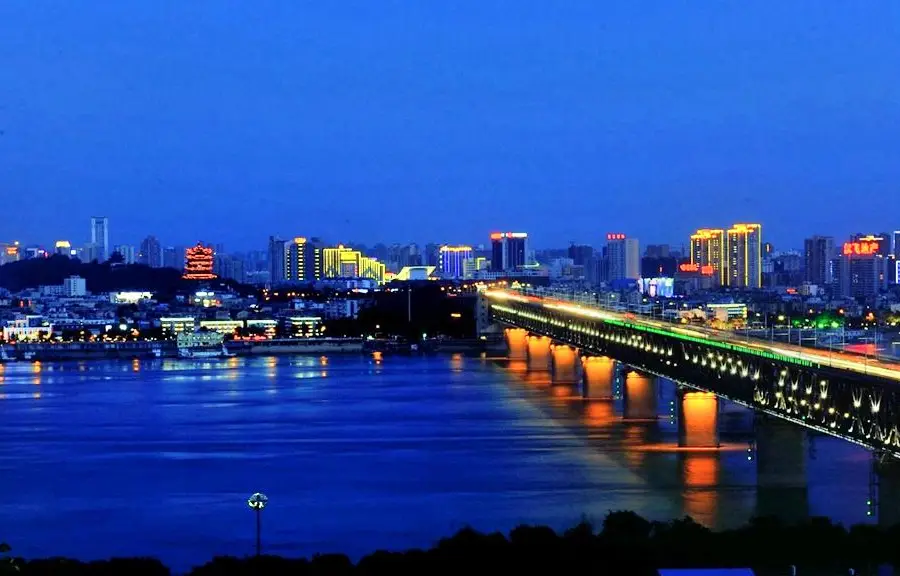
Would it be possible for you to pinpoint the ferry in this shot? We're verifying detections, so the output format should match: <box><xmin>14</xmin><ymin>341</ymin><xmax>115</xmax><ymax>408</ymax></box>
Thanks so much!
<box><xmin>176</xmin><ymin>331</ymin><xmax>232</xmax><ymax>359</ymax></box>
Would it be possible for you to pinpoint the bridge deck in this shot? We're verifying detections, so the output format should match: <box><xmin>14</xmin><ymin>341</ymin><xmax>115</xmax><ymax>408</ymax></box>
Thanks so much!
<box><xmin>486</xmin><ymin>289</ymin><xmax>900</xmax><ymax>383</ymax></box>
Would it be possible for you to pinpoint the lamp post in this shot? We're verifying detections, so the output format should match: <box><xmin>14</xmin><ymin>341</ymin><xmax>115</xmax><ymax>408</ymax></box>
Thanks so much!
<box><xmin>247</xmin><ymin>492</ymin><xmax>268</xmax><ymax>556</ymax></box>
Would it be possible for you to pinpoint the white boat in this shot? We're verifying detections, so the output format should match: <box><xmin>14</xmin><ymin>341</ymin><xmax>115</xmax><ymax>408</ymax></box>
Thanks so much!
<box><xmin>178</xmin><ymin>345</ymin><xmax>230</xmax><ymax>359</ymax></box>
<box><xmin>176</xmin><ymin>332</ymin><xmax>231</xmax><ymax>359</ymax></box>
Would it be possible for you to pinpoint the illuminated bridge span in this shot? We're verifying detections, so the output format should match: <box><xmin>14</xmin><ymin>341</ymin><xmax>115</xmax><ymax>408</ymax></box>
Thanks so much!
<box><xmin>484</xmin><ymin>288</ymin><xmax>900</xmax><ymax>459</ymax></box>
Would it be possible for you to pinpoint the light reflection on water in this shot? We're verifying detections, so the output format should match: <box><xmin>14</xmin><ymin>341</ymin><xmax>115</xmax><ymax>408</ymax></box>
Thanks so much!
<box><xmin>0</xmin><ymin>353</ymin><xmax>879</xmax><ymax>571</ymax></box>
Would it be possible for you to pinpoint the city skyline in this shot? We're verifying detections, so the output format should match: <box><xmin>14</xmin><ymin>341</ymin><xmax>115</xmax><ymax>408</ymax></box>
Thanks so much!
<box><xmin>2</xmin><ymin>3</ymin><xmax>900</xmax><ymax>248</ymax></box>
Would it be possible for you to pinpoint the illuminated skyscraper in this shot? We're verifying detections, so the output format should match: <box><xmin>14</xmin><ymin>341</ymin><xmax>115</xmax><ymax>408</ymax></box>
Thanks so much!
<box><xmin>606</xmin><ymin>233</ymin><xmax>640</xmax><ymax>281</ymax></box>
<box><xmin>439</xmin><ymin>245</ymin><xmax>473</xmax><ymax>278</ymax></box>
<box><xmin>183</xmin><ymin>243</ymin><xmax>217</xmax><ymax>280</ymax></box>
<box><xmin>690</xmin><ymin>229</ymin><xmax>726</xmax><ymax>285</ymax></box>
<box><xmin>285</xmin><ymin>237</ymin><xmax>321</xmax><ymax>282</ymax></box>
<box><xmin>490</xmin><ymin>232</ymin><xmax>527</xmax><ymax>271</ymax></box>
<box><xmin>90</xmin><ymin>216</ymin><xmax>109</xmax><ymax>263</ymax></box>
<box><xmin>321</xmin><ymin>245</ymin><xmax>384</xmax><ymax>283</ymax></box>
<box><xmin>726</xmin><ymin>224</ymin><xmax>762</xmax><ymax>288</ymax></box>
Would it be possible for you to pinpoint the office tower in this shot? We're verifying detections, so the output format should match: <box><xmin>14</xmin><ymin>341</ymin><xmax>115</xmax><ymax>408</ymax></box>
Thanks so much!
<box><xmin>163</xmin><ymin>246</ymin><xmax>185</xmax><ymax>269</ymax></box>
<box><xmin>606</xmin><ymin>233</ymin><xmax>640</xmax><ymax>281</ymax></box>
<box><xmin>643</xmin><ymin>244</ymin><xmax>670</xmax><ymax>259</ymax></box>
<box><xmin>285</xmin><ymin>237</ymin><xmax>321</xmax><ymax>282</ymax></box>
<box><xmin>803</xmin><ymin>235</ymin><xmax>834</xmax><ymax>286</ymax></box>
<box><xmin>267</xmin><ymin>236</ymin><xmax>286</xmax><ymax>283</ymax></box>
<box><xmin>183</xmin><ymin>243</ymin><xmax>216</xmax><ymax>280</ymax></box>
<box><xmin>439</xmin><ymin>245</ymin><xmax>473</xmax><ymax>278</ymax></box>
<box><xmin>425</xmin><ymin>243</ymin><xmax>440</xmax><ymax>267</ymax></box>
<box><xmin>83</xmin><ymin>243</ymin><xmax>103</xmax><ymax>263</ymax></box>
<box><xmin>139</xmin><ymin>236</ymin><xmax>163</xmax><ymax>267</ymax></box>
<box><xmin>689</xmin><ymin>229</ymin><xmax>726</xmax><ymax>285</ymax></box>
<box><xmin>90</xmin><ymin>217</ymin><xmax>109</xmax><ymax>262</ymax></box>
<box><xmin>892</xmin><ymin>231</ymin><xmax>900</xmax><ymax>257</ymax></box>
<box><xmin>490</xmin><ymin>232</ymin><xmax>528</xmax><ymax>271</ymax></box>
<box><xmin>726</xmin><ymin>224</ymin><xmax>762</xmax><ymax>288</ymax></box>
<box><xmin>321</xmin><ymin>245</ymin><xmax>385</xmax><ymax>283</ymax></box>
<box><xmin>113</xmin><ymin>245</ymin><xmax>136</xmax><ymax>264</ymax></box>
<box><xmin>567</xmin><ymin>244</ymin><xmax>594</xmax><ymax>266</ymax></box>
<box><xmin>214</xmin><ymin>254</ymin><xmax>246</xmax><ymax>283</ymax></box>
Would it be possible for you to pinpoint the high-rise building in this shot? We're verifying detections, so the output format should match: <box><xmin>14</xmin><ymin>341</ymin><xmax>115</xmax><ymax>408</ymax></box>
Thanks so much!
<box><xmin>689</xmin><ymin>229</ymin><xmax>726</xmax><ymax>285</ymax></box>
<box><xmin>567</xmin><ymin>244</ymin><xmax>594</xmax><ymax>266</ymax></box>
<box><xmin>90</xmin><ymin>217</ymin><xmax>109</xmax><ymax>263</ymax></box>
<box><xmin>836</xmin><ymin>234</ymin><xmax>892</xmax><ymax>298</ymax></box>
<box><xmin>163</xmin><ymin>246</ymin><xmax>184</xmax><ymax>269</ymax></box>
<box><xmin>606</xmin><ymin>233</ymin><xmax>640</xmax><ymax>281</ymax></box>
<box><xmin>214</xmin><ymin>254</ymin><xmax>246</xmax><ymax>283</ymax></box>
<box><xmin>285</xmin><ymin>237</ymin><xmax>321</xmax><ymax>282</ymax></box>
<box><xmin>321</xmin><ymin>245</ymin><xmax>385</xmax><ymax>283</ymax></box>
<box><xmin>803</xmin><ymin>235</ymin><xmax>834</xmax><ymax>286</ymax></box>
<box><xmin>892</xmin><ymin>231</ymin><xmax>900</xmax><ymax>258</ymax></box>
<box><xmin>439</xmin><ymin>245</ymin><xmax>473</xmax><ymax>278</ymax></box>
<box><xmin>425</xmin><ymin>243</ymin><xmax>440</xmax><ymax>267</ymax></box>
<box><xmin>183</xmin><ymin>243</ymin><xmax>216</xmax><ymax>280</ymax></box>
<box><xmin>139</xmin><ymin>236</ymin><xmax>163</xmax><ymax>268</ymax></box>
<box><xmin>267</xmin><ymin>236</ymin><xmax>286</xmax><ymax>283</ymax></box>
<box><xmin>490</xmin><ymin>232</ymin><xmax>528</xmax><ymax>271</ymax></box>
<box><xmin>726</xmin><ymin>224</ymin><xmax>762</xmax><ymax>288</ymax></box>
<box><xmin>113</xmin><ymin>244</ymin><xmax>136</xmax><ymax>264</ymax></box>
<box><xmin>54</xmin><ymin>241</ymin><xmax>72</xmax><ymax>256</ymax></box>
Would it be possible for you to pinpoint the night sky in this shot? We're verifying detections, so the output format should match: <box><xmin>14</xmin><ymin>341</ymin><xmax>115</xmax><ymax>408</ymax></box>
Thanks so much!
<box><xmin>1</xmin><ymin>2</ymin><xmax>898</xmax><ymax>251</ymax></box>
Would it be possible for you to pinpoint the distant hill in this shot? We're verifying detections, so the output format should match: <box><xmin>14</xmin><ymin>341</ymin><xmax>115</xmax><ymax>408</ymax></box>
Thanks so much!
<box><xmin>0</xmin><ymin>255</ymin><xmax>185</xmax><ymax>294</ymax></box>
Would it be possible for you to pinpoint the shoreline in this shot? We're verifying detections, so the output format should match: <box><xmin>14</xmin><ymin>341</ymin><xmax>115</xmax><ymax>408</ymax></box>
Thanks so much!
<box><xmin>0</xmin><ymin>337</ymin><xmax>505</xmax><ymax>363</ymax></box>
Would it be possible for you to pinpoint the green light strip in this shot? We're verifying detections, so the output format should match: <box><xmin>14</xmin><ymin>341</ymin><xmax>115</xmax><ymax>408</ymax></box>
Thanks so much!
<box><xmin>494</xmin><ymin>303</ymin><xmax>816</xmax><ymax>369</ymax></box>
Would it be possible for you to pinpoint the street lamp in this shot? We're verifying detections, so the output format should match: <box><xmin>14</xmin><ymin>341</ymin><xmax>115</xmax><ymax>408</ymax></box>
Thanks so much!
<box><xmin>247</xmin><ymin>492</ymin><xmax>268</xmax><ymax>556</ymax></box>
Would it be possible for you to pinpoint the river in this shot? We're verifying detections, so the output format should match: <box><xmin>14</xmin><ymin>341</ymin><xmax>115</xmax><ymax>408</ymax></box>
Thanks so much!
<box><xmin>0</xmin><ymin>353</ymin><xmax>875</xmax><ymax>572</ymax></box>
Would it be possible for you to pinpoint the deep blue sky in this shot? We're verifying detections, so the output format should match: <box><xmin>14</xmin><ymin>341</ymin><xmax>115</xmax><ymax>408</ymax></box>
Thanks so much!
<box><xmin>1</xmin><ymin>2</ymin><xmax>899</xmax><ymax>251</ymax></box>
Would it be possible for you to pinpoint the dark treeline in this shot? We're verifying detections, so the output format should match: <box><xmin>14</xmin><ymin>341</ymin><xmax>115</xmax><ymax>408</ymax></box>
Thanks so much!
<box><xmin>5</xmin><ymin>512</ymin><xmax>900</xmax><ymax>576</ymax></box>
<box><xmin>0</xmin><ymin>255</ymin><xmax>251</xmax><ymax>297</ymax></box>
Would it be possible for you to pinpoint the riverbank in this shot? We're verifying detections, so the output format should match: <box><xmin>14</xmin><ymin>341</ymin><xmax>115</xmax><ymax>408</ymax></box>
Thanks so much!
<box><xmin>5</xmin><ymin>512</ymin><xmax>897</xmax><ymax>575</ymax></box>
<box><xmin>0</xmin><ymin>336</ymin><xmax>504</xmax><ymax>362</ymax></box>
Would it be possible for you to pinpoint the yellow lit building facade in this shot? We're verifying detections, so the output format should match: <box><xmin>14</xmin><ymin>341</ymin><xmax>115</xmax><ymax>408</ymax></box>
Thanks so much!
<box><xmin>689</xmin><ymin>224</ymin><xmax>762</xmax><ymax>289</ymax></box>
<box><xmin>726</xmin><ymin>223</ymin><xmax>762</xmax><ymax>289</ymax></box>
<box><xmin>321</xmin><ymin>245</ymin><xmax>385</xmax><ymax>284</ymax></box>
<box><xmin>689</xmin><ymin>229</ymin><xmax>726</xmax><ymax>285</ymax></box>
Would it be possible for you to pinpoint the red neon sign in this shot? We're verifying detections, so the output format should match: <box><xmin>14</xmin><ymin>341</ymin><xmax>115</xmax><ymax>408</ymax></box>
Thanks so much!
<box><xmin>606</xmin><ymin>233</ymin><xmax>626</xmax><ymax>240</ymax></box>
<box><xmin>843</xmin><ymin>241</ymin><xmax>879</xmax><ymax>256</ymax></box>
<box><xmin>679</xmin><ymin>263</ymin><xmax>715</xmax><ymax>275</ymax></box>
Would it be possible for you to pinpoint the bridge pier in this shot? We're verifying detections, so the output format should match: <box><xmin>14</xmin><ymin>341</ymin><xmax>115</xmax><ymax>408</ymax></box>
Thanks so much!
<box><xmin>504</xmin><ymin>328</ymin><xmax>528</xmax><ymax>361</ymax></box>
<box><xmin>550</xmin><ymin>344</ymin><xmax>580</xmax><ymax>384</ymax></box>
<box><xmin>755</xmin><ymin>414</ymin><xmax>808</xmax><ymax>523</ymax></box>
<box><xmin>623</xmin><ymin>370</ymin><xmax>658</xmax><ymax>420</ymax></box>
<box><xmin>526</xmin><ymin>335</ymin><xmax>552</xmax><ymax>372</ymax></box>
<box><xmin>581</xmin><ymin>356</ymin><xmax>616</xmax><ymax>400</ymax></box>
<box><xmin>876</xmin><ymin>458</ymin><xmax>900</xmax><ymax>528</ymax></box>
<box><xmin>677</xmin><ymin>389</ymin><xmax>719</xmax><ymax>449</ymax></box>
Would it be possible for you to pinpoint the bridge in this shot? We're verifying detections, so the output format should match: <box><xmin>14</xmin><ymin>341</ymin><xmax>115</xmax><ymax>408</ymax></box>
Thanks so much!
<box><xmin>481</xmin><ymin>286</ymin><xmax>900</xmax><ymax>524</ymax></box>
